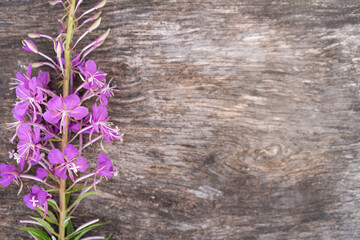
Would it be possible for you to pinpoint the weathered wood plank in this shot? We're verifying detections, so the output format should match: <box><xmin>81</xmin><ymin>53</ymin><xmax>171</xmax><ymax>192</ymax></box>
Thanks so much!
<box><xmin>1</xmin><ymin>0</ymin><xmax>360</xmax><ymax>239</ymax></box>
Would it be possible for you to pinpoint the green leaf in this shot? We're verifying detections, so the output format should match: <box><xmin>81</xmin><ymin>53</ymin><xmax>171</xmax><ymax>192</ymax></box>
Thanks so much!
<box><xmin>30</xmin><ymin>217</ymin><xmax>58</xmax><ymax>236</ymax></box>
<box><xmin>67</xmin><ymin>191</ymin><xmax>97</xmax><ymax>212</ymax></box>
<box><xmin>18</xmin><ymin>227</ymin><xmax>51</xmax><ymax>240</ymax></box>
<box><xmin>47</xmin><ymin>199</ymin><xmax>60</xmax><ymax>212</ymax></box>
<box><xmin>66</xmin><ymin>192</ymin><xmax>71</xmax><ymax>206</ymax></box>
<box><xmin>65</xmin><ymin>218</ymin><xmax>75</xmax><ymax>236</ymax></box>
<box><xmin>67</xmin><ymin>222</ymin><xmax>107</xmax><ymax>240</ymax></box>
<box><xmin>47</xmin><ymin>173</ymin><xmax>59</xmax><ymax>183</ymax></box>
<box><xmin>36</xmin><ymin>209</ymin><xmax>58</xmax><ymax>225</ymax></box>
<box><xmin>46</xmin><ymin>137</ymin><xmax>62</xmax><ymax>142</ymax></box>
<box><xmin>66</xmin><ymin>186</ymin><xmax>91</xmax><ymax>194</ymax></box>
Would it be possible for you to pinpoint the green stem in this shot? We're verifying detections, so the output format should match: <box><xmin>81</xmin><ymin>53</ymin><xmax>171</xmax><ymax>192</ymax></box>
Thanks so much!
<box><xmin>59</xmin><ymin>0</ymin><xmax>76</xmax><ymax>239</ymax></box>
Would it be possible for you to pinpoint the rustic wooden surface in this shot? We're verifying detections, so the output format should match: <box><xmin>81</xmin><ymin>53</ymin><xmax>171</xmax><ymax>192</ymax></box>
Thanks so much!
<box><xmin>1</xmin><ymin>0</ymin><xmax>360</xmax><ymax>239</ymax></box>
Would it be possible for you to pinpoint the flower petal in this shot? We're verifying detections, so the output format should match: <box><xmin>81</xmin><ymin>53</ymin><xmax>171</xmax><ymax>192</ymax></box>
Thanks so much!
<box><xmin>69</xmin><ymin>121</ymin><xmax>80</xmax><ymax>132</ymax></box>
<box><xmin>16</xmin><ymin>72</ymin><xmax>29</xmax><ymax>87</ymax></box>
<box><xmin>43</xmin><ymin>110</ymin><xmax>61</xmax><ymax>124</ymax></box>
<box><xmin>48</xmin><ymin>149</ymin><xmax>64</xmax><ymax>165</ymax></box>
<box><xmin>47</xmin><ymin>96</ymin><xmax>63</xmax><ymax>111</ymax></box>
<box><xmin>27</xmin><ymin>65</ymin><xmax>33</xmax><ymax>79</ymax></box>
<box><xmin>33</xmin><ymin>126</ymin><xmax>41</xmax><ymax>143</ymax></box>
<box><xmin>98</xmin><ymin>167</ymin><xmax>113</xmax><ymax>179</ymax></box>
<box><xmin>17</xmin><ymin>124</ymin><xmax>32</xmax><ymax>142</ymax></box>
<box><xmin>68</xmin><ymin>106</ymin><xmax>89</xmax><ymax>120</ymax></box>
<box><xmin>16</xmin><ymin>85</ymin><xmax>30</xmax><ymax>99</ymax></box>
<box><xmin>93</xmin><ymin>104</ymin><xmax>108</xmax><ymax>122</ymax></box>
<box><xmin>19</xmin><ymin>157</ymin><xmax>26</xmax><ymax>171</ymax></box>
<box><xmin>97</xmin><ymin>153</ymin><xmax>112</xmax><ymax>168</ymax></box>
<box><xmin>0</xmin><ymin>177</ymin><xmax>13</xmax><ymax>187</ymax></box>
<box><xmin>55</xmin><ymin>166</ymin><xmax>67</xmax><ymax>179</ymax></box>
<box><xmin>64</xmin><ymin>94</ymin><xmax>80</xmax><ymax>110</ymax></box>
<box><xmin>32</xmin><ymin>185</ymin><xmax>41</xmax><ymax>194</ymax></box>
<box><xmin>0</xmin><ymin>163</ymin><xmax>8</xmax><ymax>172</ymax></box>
<box><xmin>64</xmin><ymin>144</ymin><xmax>78</xmax><ymax>160</ymax></box>
<box><xmin>75</xmin><ymin>157</ymin><xmax>88</xmax><ymax>172</ymax></box>
<box><xmin>86</xmin><ymin>60</ymin><xmax>97</xmax><ymax>74</ymax></box>
<box><xmin>100</xmin><ymin>93</ymin><xmax>108</xmax><ymax>105</ymax></box>
<box><xmin>36</xmin><ymin>168</ymin><xmax>48</xmax><ymax>180</ymax></box>
<box><xmin>37</xmin><ymin>190</ymin><xmax>47</xmax><ymax>206</ymax></box>
<box><xmin>24</xmin><ymin>193</ymin><xmax>35</xmax><ymax>209</ymax></box>
<box><xmin>13</xmin><ymin>101</ymin><xmax>30</xmax><ymax>119</ymax></box>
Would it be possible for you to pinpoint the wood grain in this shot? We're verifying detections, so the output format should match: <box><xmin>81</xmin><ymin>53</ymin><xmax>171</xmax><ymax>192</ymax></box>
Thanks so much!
<box><xmin>1</xmin><ymin>0</ymin><xmax>360</xmax><ymax>239</ymax></box>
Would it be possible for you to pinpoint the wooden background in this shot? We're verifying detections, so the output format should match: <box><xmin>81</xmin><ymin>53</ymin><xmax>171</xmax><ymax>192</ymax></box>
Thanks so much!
<box><xmin>1</xmin><ymin>0</ymin><xmax>360</xmax><ymax>239</ymax></box>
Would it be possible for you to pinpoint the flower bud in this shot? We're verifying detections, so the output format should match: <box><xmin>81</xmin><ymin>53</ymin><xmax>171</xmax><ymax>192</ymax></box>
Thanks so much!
<box><xmin>28</xmin><ymin>33</ymin><xmax>41</xmax><ymax>38</ymax></box>
<box><xmin>95</xmin><ymin>0</ymin><xmax>106</xmax><ymax>9</ymax></box>
<box><xmin>96</xmin><ymin>28</ymin><xmax>110</xmax><ymax>44</ymax></box>
<box><xmin>88</xmin><ymin>17</ymin><xmax>102</xmax><ymax>32</ymax></box>
<box><xmin>31</xmin><ymin>62</ymin><xmax>45</xmax><ymax>68</ymax></box>
<box><xmin>22</xmin><ymin>39</ymin><xmax>38</xmax><ymax>54</ymax></box>
<box><xmin>54</xmin><ymin>38</ymin><xmax>63</xmax><ymax>57</ymax></box>
<box><xmin>91</xmin><ymin>11</ymin><xmax>102</xmax><ymax>21</ymax></box>
<box><xmin>49</xmin><ymin>0</ymin><xmax>63</xmax><ymax>6</ymax></box>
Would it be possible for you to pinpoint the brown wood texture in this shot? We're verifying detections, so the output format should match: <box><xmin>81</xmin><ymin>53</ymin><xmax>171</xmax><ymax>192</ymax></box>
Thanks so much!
<box><xmin>1</xmin><ymin>0</ymin><xmax>360</xmax><ymax>239</ymax></box>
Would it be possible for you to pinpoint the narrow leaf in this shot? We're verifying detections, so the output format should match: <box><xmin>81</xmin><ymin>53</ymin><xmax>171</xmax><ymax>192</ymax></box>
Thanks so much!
<box><xmin>30</xmin><ymin>217</ymin><xmax>58</xmax><ymax>236</ymax></box>
<box><xmin>65</xmin><ymin>218</ymin><xmax>76</xmax><ymax>236</ymax></box>
<box><xmin>36</xmin><ymin>209</ymin><xmax>58</xmax><ymax>225</ymax></box>
<box><xmin>75</xmin><ymin>219</ymin><xmax>99</xmax><ymax>233</ymax></box>
<box><xmin>47</xmin><ymin>199</ymin><xmax>60</xmax><ymax>212</ymax></box>
<box><xmin>80</xmin><ymin>236</ymin><xmax>105</xmax><ymax>240</ymax></box>
<box><xmin>18</xmin><ymin>227</ymin><xmax>51</xmax><ymax>240</ymax></box>
<box><xmin>67</xmin><ymin>185</ymin><xmax>92</xmax><ymax>194</ymax></box>
<box><xmin>67</xmin><ymin>222</ymin><xmax>107</xmax><ymax>240</ymax></box>
<box><xmin>67</xmin><ymin>191</ymin><xmax>97</xmax><ymax>212</ymax></box>
<box><xmin>66</xmin><ymin>192</ymin><xmax>71</xmax><ymax>206</ymax></box>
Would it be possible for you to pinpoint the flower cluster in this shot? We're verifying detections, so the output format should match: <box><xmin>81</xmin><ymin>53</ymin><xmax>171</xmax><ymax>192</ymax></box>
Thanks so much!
<box><xmin>3</xmin><ymin>0</ymin><xmax>123</xmax><ymax>239</ymax></box>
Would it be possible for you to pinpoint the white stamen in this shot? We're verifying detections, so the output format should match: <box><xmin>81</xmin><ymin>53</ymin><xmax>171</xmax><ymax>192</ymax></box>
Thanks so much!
<box><xmin>30</xmin><ymin>196</ymin><xmax>39</xmax><ymax>208</ymax></box>
<box><xmin>69</xmin><ymin>162</ymin><xmax>80</xmax><ymax>174</ymax></box>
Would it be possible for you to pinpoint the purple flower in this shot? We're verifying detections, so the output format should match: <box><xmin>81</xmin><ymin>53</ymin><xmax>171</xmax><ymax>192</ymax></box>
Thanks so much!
<box><xmin>36</xmin><ymin>71</ymin><xmax>51</xmax><ymax>90</ymax></box>
<box><xmin>43</xmin><ymin>94</ymin><xmax>88</xmax><ymax>133</ymax></box>
<box><xmin>78</xmin><ymin>60</ymin><xmax>106</xmax><ymax>90</ymax></box>
<box><xmin>42</xmin><ymin>125</ymin><xmax>59</xmax><ymax>141</ymax></box>
<box><xmin>16</xmin><ymin>124</ymin><xmax>41</xmax><ymax>171</ymax></box>
<box><xmin>14</xmin><ymin>77</ymin><xmax>44</xmax><ymax>120</ymax></box>
<box><xmin>96</xmin><ymin>80</ymin><xmax>116</xmax><ymax>105</ymax></box>
<box><xmin>95</xmin><ymin>153</ymin><xmax>117</xmax><ymax>179</ymax></box>
<box><xmin>88</xmin><ymin>104</ymin><xmax>123</xmax><ymax>143</ymax></box>
<box><xmin>12</xmin><ymin>66</ymin><xmax>51</xmax><ymax>121</ymax></box>
<box><xmin>12</xmin><ymin>102</ymin><xmax>29</xmax><ymax>122</ymax></box>
<box><xmin>0</xmin><ymin>163</ymin><xmax>19</xmax><ymax>187</ymax></box>
<box><xmin>48</xmin><ymin>144</ymin><xmax>88</xmax><ymax>181</ymax></box>
<box><xmin>23</xmin><ymin>185</ymin><xmax>51</xmax><ymax>219</ymax></box>
<box><xmin>69</xmin><ymin>120</ymin><xmax>81</xmax><ymax>133</ymax></box>
<box><xmin>22</xmin><ymin>39</ymin><xmax>38</xmax><ymax>54</ymax></box>
<box><xmin>15</xmin><ymin>64</ymin><xmax>33</xmax><ymax>88</ymax></box>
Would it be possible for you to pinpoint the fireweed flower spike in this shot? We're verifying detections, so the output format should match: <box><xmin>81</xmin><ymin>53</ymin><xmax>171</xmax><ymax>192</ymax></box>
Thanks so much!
<box><xmin>4</xmin><ymin>0</ymin><xmax>122</xmax><ymax>239</ymax></box>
